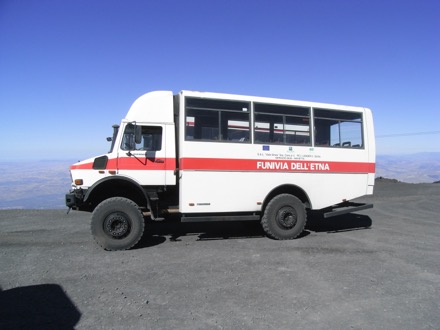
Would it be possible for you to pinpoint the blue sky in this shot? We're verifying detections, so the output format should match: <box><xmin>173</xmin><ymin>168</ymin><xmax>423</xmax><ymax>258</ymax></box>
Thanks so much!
<box><xmin>1</xmin><ymin>0</ymin><xmax>439</xmax><ymax>161</ymax></box>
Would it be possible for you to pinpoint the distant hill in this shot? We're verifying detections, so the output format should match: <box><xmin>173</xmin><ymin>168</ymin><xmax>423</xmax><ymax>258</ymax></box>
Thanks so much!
<box><xmin>0</xmin><ymin>160</ymin><xmax>73</xmax><ymax>210</ymax></box>
<box><xmin>376</xmin><ymin>152</ymin><xmax>440</xmax><ymax>183</ymax></box>
<box><xmin>0</xmin><ymin>153</ymin><xmax>439</xmax><ymax>209</ymax></box>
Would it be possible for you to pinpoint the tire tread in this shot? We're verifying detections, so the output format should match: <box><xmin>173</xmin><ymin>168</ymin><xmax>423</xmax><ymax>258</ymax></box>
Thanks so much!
<box><xmin>261</xmin><ymin>194</ymin><xmax>307</xmax><ymax>240</ymax></box>
<box><xmin>91</xmin><ymin>197</ymin><xmax>145</xmax><ymax>251</ymax></box>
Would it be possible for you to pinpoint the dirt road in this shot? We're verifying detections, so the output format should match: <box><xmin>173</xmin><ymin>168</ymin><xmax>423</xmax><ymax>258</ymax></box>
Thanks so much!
<box><xmin>1</xmin><ymin>180</ymin><xmax>439</xmax><ymax>329</ymax></box>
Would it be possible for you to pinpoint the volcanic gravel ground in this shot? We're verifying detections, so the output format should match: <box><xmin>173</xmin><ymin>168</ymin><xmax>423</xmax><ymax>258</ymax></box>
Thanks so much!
<box><xmin>1</xmin><ymin>179</ymin><xmax>439</xmax><ymax>329</ymax></box>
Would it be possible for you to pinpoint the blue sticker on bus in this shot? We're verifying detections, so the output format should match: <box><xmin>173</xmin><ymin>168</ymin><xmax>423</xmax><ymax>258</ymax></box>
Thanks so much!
<box><xmin>263</xmin><ymin>145</ymin><xmax>270</xmax><ymax>151</ymax></box>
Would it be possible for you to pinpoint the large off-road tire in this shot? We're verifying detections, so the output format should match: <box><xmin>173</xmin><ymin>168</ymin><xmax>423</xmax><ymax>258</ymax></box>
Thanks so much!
<box><xmin>91</xmin><ymin>197</ymin><xmax>145</xmax><ymax>251</ymax></box>
<box><xmin>261</xmin><ymin>194</ymin><xmax>307</xmax><ymax>240</ymax></box>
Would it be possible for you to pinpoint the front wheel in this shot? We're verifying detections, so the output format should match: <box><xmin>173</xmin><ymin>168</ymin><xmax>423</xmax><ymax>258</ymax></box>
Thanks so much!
<box><xmin>91</xmin><ymin>197</ymin><xmax>145</xmax><ymax>251</ymax></box>
<box><xmin>261</xmin><ymin>194</ymin><xmax>307</xmax><ymax>240</ymax></box>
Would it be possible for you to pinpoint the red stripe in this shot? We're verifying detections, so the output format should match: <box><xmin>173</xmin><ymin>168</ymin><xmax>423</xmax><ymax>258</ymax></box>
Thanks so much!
<box><xmin>118</xmin><ymin>157</ymin><xmax>176</xmax><ymax>170</ymax></box>
<box><xmin>70</xmin><ymin>163</ymin><xmax>93</xmax><ymax>170</ymax></box>
<box><xmin>70</xmin><ymin>158</ymin><xmax>176</xmax><ymax>170</ymax></box>
<box><xmin>70</xmin><ymin>158</ymin><xmax>118</xmax><ymax>170</ymax></box>
<box><xmin>180</xmin><ymin>158</ymin><xmax>375</xmax><ymax>173</ymax></box>
<box><xmin>71</xmin><ymin>157</ymin><xmax>375</xmax><ymax>173</ymax></box>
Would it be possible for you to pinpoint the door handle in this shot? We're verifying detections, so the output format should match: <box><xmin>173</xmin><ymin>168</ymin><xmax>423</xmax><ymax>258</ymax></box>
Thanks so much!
<box><xmin>154</xmin><ymin>159</ymin><xmax>165</xmax><ymax>163</ymax></box>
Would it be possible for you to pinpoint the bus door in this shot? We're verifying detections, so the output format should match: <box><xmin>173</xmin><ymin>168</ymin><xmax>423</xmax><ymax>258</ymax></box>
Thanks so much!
<box><xmin>118</xmin><ymin>123</ymin><xmax>168</xmax><ymax>185</ymax></box>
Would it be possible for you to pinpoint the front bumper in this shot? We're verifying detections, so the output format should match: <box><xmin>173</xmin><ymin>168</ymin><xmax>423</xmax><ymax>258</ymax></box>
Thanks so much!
<box><xmin>65</xmin><ymin>188</ymin><xmax>86</xmax><ymax>209</ymax></box>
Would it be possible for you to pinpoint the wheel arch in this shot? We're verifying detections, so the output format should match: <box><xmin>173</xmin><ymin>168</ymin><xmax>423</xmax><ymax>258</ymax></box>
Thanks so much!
<box><xmin>84</xmin><ymin>176</ymin><xmax>150</xmax><ymax>211</ymax></box>
<box><xmin>262</xmin><ymin>184</ymin><xmax>312</xmax><ymax>213</ymax></box>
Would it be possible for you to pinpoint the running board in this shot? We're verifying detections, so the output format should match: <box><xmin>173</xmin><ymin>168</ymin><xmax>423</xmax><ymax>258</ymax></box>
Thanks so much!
<box><xmin>323</xmin><ymin>202</ymin><xmax>373</xmax><ymax>219</ymax></box>
<box><xmin>181</xmin><ymin>214</ymin><xmax>260</xmax><ymax>223</ymax></box>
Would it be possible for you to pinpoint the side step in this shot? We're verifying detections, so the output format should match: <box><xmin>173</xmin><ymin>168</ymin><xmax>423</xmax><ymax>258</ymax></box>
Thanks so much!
<box><xmin>182</xmin><ymin>214</ymin><xmax>260</xmax><ymax>223</ymax></box>
<box><xmin>142</xmin><ymin>208</ymin><xmax>179</xmax><ymax>221</ymax></box>
<box><xmin>323</xmin><ymin>202</ymin><xmax>373</xmax><ymax>219</ymax></box>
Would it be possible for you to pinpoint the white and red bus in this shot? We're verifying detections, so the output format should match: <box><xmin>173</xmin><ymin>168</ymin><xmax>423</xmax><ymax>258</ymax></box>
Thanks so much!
<box><xmin>66</xmin><ymin>90</ymin><xmax>375</xmax><ymax>250</ymax></box>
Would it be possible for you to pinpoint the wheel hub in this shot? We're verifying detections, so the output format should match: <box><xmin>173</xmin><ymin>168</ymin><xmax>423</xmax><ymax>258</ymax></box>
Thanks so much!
<box><xmin>104</xmin><ymin>212</ymin><xmax>130</xmax><ymax>238</ymax></box>
<box><xmin>277</xmin><ymin>206</ymin><xmax>297</xmax><ymax>229</ymax></box>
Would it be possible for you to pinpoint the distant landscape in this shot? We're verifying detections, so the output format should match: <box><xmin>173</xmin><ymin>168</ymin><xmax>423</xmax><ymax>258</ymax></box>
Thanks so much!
<box><xmin>0</xmin><ymin>152</ymin><xmax>439</xmax><ymax>209</ymax></box>
<box><xmin>375</xmin><ymin>152</ymin><xmax>440</xmax><ymax>183</ymax></box>
<box><xmin>0</xmin><ymin>160</ymin><xmax>73</xmax><ymax>210</ymax></box>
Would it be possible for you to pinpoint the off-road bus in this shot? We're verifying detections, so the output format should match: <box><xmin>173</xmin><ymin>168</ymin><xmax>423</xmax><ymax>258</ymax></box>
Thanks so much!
<box><xmin>66</xmin><ymin>90</ymin><xmax>375</xmax><ymax>250</ymax></box>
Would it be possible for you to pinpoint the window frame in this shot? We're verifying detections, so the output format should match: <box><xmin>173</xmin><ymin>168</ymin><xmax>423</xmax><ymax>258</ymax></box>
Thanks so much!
<box><xmin>183</xmin><ymin>96</ymin><xmax>365</xmax><ymax>149</ymax></box>
<box><xmin>253</xmin><ymin>102</ymin><xmax>312</xmax><ymax>146</ymax></box>
<box><xmin>120</xmin><ymin>123</ymin><xmax>163</xmax><ymax>151</ymax></box>
<box><xmin>313</xmin><ymin>108</ymin><xmax>364</xmax><ymax>149</ymax></box>
<box><xmin>185</xmin><ymin>97</ymin><xmax>251</xmax><ymax>143</ymax></box>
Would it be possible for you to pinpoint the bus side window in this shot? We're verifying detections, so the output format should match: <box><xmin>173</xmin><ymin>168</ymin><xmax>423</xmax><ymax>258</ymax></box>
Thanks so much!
<box><xmin>121</xmin><ymin>124</ymin><xmax>162</xmax><ymax>151</ymax></box>
<box><xmin>314</xmin><ymin>109</ymin><xmax>363</xmax><ymax>148</ymax></box>
<box><xmin>141</xmin><ymin>126</ymin><xmax>162</xmax><ymax>151</ymax></box>
<box><xmin>185</xmin><ymin>97</ymin><xmax>250</xmax><ymax>143</ymax></box>
<box><xmin>254</xmin><ymin>103</ymin><xmax>311</xmax><ymax>145</ymax></box>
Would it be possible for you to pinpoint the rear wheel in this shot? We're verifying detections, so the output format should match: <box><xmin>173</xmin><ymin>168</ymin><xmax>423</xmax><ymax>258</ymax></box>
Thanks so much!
<box><xmin>91</xmin><ymin>197</ymin><xmax>145</xmax><ymax>251</ymax></box>
<box><xmin>261</xmin><ymin>194</ymin><xmax>306</xmax><ymax>240</ymax></box>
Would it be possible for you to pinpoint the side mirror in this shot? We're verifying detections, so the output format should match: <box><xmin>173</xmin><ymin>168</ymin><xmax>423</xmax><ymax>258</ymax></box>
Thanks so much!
<box><xmin>134</xmin><ymin>125</ymin><xmax>142</xmax><ymax>144</ymax></box>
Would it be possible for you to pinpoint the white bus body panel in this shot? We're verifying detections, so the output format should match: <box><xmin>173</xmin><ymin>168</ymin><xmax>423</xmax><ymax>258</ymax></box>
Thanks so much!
<box><xmin>125</xmin><ymin>91</ymin><xmax>174</xmax><ymax>123</ymax></box>
<box><xmin>70</xmin><ymin>155</ymin><xmax>111</xmax><ymax>189</ymax></box>
<box><xmin>364</xmin><ymin>108</ymin><xmax>376</xmax><ymax>194</ymax></box>
<box><xmin>177</xmin><ymin>90</ymin><xmax>375</xmax><ymax>213</ymax></box>
<box><xmin>178</xmin><ymin>144</ymin><xmax>372</xmax><ymax>213</ymax></box>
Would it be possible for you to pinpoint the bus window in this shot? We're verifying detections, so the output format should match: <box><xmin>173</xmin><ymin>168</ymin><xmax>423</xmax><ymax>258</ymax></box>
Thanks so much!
<box><xmin>121</xmin><ymin>124</ymin><xmax>162</xmax><ymax>151</ymax></box>
<box><xmin>223</xmin><ymin>111</ymin><xmax>250</xmax><ymax>142</ymax></box>
<box><xmin>254</xmin><ymin>103</ymin><xmax>311</xmax><ymax>145</ymax></box>
<box><xmin>185</xmin><ymin>97</ymin><xmax>250</xmax><ymax>142</ymax></box>
<box><xmin>254</xmin><ymin>113</ymin><xmax>284</xmax><ymax>143</ymax></box>
<box><xmin>314</xmin><ymin>109</ymin><xmax>363</xmax><ymax>148</ymax></box>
